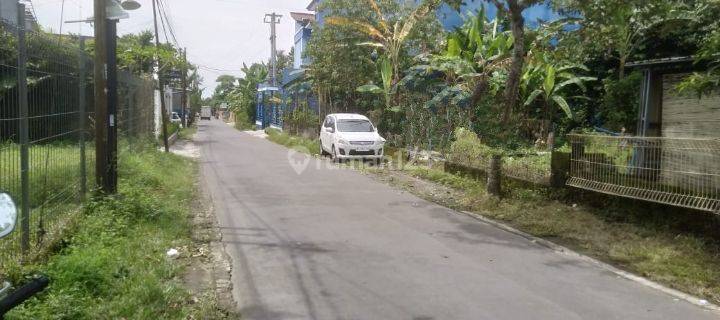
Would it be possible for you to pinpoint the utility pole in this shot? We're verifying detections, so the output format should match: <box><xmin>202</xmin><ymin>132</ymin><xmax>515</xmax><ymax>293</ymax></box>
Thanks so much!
<box><xmin>106</xmin><ymin>19</ymin><xmax>119</xmax><ymax>193</ymax></box>
<box><xmin>93</xmin><ymin>0</ymin><xmax>111</xmax><ymax>193</ymax></box>
<box><xmin>181</xmin><ymin>48</ymin><xmax>188</xmax><ymax>127</ymax></box>
<box><xmin>264</xmin><ymin>12</ymin><xmax>281</xmax><ymax>86</ymax></box>
<box><xmin>93</xmin><ymin>0</ymin><xmax>121</xmax><ymax>193</ymax></box>
<box><xmin>152</xmin><ymin>0</ymin><xmax>170</xmax><ymax>152</ymax></box>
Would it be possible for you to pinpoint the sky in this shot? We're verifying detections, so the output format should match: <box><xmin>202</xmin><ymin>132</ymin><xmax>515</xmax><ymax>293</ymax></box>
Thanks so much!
<box><xmin>29</xmin><ymin>0</ymin><xmax>311</xmax><ymax>97</ymax></box>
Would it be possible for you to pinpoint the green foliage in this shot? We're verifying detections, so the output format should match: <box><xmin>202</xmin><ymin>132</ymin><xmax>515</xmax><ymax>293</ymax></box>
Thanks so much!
<box><xmin>448</xmin><ymin>127</ymin><xmax>498</xmax><ymax>167</ymax></box>
<box><xmin>599</xmin><ymin>71</ymin><xmax>642</xmax><ymax>132</ymax></box>
<box><xmin>283</xmin><ymin>108</ymin><xmax>319</xmax><ymax>136</ymax></box>
<box><xmin>7</xmin><ymin>144</ymin><xmax>223</xmax><ymax>319</ymax></box>
<box><xmin>265</xmin><ymin>128</ymin><xmax>321</xmax><ymax>155</ymax></box>
<box><xmin>552</xmin><ymin>0</ymin><xmax>694</xmax><ymax>78</ymax></box>
<box><xmin>677</xmin><ymin>0</ymin><xmax>720</xmax><ymax>95</ymax></box>
<box><xmin>308</xmin><ymin>0</ymin><xmax>444</xmax><ymax>114</ymax></box>
<box><xmin>212</xmin><ymin>63</ymin><xmax>269</xmax><ymax>129</ymax></box>
<box><xmin>233</xmin><ymin>110</ymin><xmax>254</xmax><ymax>130</ymax></box>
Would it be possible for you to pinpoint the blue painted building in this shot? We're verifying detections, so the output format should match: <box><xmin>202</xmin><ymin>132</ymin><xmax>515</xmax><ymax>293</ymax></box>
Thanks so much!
<box><xmin>257</xmin><ymin>0</ymin><xmax>557</xmax><ymax>130</ymax></box>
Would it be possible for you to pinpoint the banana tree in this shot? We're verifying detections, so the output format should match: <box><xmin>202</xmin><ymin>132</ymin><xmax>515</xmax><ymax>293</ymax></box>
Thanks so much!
<box><xmin>326</xmin><ymin>0</ymin><xmax>441</xmax><ymax>110</ymax></box>
<box><xmin>522</xmin><ymin>60</ymin><xmax>596</xmax><ymax>148</ymax></box>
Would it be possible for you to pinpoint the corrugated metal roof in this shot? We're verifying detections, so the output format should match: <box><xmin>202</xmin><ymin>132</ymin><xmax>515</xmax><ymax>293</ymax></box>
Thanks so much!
<box><xmin>626</xmin><ymin>56</ymin><xmax>694</xmax><ymax>67</ymax></box>
<box><xmin>290</xmin><ymin>12</ymin><xmax>315</xmax><ymax>23</ymax></box>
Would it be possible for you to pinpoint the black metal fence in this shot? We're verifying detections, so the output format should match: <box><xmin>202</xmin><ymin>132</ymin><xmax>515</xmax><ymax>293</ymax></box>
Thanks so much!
<box><xmin>0</xmin><ymin>6</ymin><xmax>156</xmax><ymax>269</ymax></box>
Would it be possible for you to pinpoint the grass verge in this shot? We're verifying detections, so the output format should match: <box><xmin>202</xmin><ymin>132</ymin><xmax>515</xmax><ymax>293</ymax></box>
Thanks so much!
<box><xmin>6</xmin><ymin>143</ymin><xmax>226</xmax><ymax>319</ymax></box>
<box><xmin>387</xmin><ymin>165</ymin><xmax>720</xmax><ymax>304</ymax></box>
<box><xmin>265</xmin><ymin>128</ymin><xmax>321</xmax><ymax>155</ymax></box>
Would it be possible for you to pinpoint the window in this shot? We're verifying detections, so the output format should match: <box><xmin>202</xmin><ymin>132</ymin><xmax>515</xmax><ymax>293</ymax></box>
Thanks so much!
<box><xmin>337</xmin><ymin>120</ymin><xmax>374</xmax><ymax>132</ymax></box>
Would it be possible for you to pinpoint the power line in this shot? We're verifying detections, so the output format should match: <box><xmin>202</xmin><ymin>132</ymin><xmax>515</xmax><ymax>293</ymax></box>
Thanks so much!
<box><xmin>156</xmin><ymin>0</ymin><xmax>180</xmax><ymax>48</ymax></box>
<box><xmin>158</xmin><ymin>0</ymin><xmax>179</xmax><ymax>46</ymax></box>
<box><xmin>156</xmin><ymin>0</ymin><xmax>171</xmax><ymax>45</ymax></box>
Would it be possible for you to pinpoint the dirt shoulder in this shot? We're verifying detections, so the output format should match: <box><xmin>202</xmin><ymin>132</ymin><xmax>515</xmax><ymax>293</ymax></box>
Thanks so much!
<box><xmin>172</xmin><ymin>132</ymin><xmax>237</xmax><ymax>318</ymax></box>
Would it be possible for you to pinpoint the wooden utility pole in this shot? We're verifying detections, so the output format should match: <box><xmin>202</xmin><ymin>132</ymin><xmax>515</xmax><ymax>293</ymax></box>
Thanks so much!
<box><xmin>152</xmin><ymin>0</ymin><xmax>170</xmax><ymax>152</ymax></box>
<box><xmin>93</xmin><ymin>0</ymin><xmax>111</xmax><ymax>193</ymax></box>
<box><xmin>181</xmin><ymin>48</ymin><xmax>188</xmax><ymax>127</ymax></box>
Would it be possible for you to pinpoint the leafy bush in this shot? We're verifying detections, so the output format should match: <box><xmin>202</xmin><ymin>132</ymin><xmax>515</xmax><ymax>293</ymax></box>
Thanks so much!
<box><xmin>234</xmin><ymin>110</ymin><xmax>254</xmax><ymax>130</ymax></box>
<box><xmin>283</xmin><ymin>108</ymin><xmax>319</xmax><ymax>137</ymax></box>
<box><xmin>448</xmin><ymin>127</ymin><xmax>497</xmax><ymax>167</ymax></box>
<box><xmin>599</xmin><ymin>72</ymin><xmax>642</xmax><ymax>133</ymax></box>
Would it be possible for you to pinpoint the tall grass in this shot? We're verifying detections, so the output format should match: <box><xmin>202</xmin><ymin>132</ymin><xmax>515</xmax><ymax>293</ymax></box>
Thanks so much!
<box><xmin>6</xmin><ymin>143</ymin><xmax>224</xmax><ymax>319</ymax></box>
<box><xmin>265</xmin><ymin>128</ymin><xmax>321</xmax><ymax>155</ymax></box>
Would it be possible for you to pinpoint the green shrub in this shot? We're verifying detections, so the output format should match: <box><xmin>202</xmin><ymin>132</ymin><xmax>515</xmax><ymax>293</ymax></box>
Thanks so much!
<box><xmin>6</xmin><ymin>145</ymin><xmax>208</xmax><ymax>319</ymax></box>
<box><xmin>265</xmin><ymin>128</ymin><xmax>321</xmax><ymax>155</ymax></box>
<box><xmin>283</xmin><ymin>108</ymin><xmax>319</xmax><ymax>136</ymax></box>
<box><xmin>448</xmin><ymin>127</ymin><xmax>497</xmax><ymax>167</ymax></box>
<box><xmin>234</xmin><ymin>110</ymin><xmax>255</xmax><ymax>130</ymax></box>
<box><xmin>600</xmin><ymin>72</ymin><xmax>642</xmax><ymax>133</ymax></box>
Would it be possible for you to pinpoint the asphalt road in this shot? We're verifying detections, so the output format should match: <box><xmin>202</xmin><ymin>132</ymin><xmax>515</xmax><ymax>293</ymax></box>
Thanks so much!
<box><xmin>197</xmin><ymin>119</ymin><xmax>715</xmax><ymax>320</ymax></box>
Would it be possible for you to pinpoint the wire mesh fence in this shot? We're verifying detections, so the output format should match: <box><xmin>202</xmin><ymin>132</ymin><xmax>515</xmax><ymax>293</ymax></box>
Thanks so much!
<box><xmin>0</xmin><ymin>8</ymin><xmax>156</xmax><ymax>270</ymax></box>
<box><xmin>567</xmin><ymin>134</ymin><xmax>720</xmax><ymax>213</ymax></box>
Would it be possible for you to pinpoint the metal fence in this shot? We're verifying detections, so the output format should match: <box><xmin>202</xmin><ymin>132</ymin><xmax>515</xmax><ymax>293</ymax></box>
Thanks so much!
<box><xmin>0</xmin><ymin>7</ymin><xmax>156</xmax><ymax>270</ymax></box>
<box><xmin>567</xmin><ymin>134</ymin><xmax>720</xmax><ymax>213</ymax></box>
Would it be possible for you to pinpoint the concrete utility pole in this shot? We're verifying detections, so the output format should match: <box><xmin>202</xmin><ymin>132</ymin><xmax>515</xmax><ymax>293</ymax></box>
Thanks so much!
<box><xmin>152</xmin><ymin>0</ymin><xmax>170</xmax><ymax>152</ymax></box>
<box><xmin>264</xmin><ymin>12</ymin><xmax>282</xmax><ymax>86</ymax></box>
<box><xmin>181</xmin><ymin>48</ymin><xmax>188</xmax><ymax>127</ymax></box>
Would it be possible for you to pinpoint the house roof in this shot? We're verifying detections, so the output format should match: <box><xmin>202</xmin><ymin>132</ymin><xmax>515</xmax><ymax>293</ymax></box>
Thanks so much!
<box><xmin>290</xmin><ymin>12</ymin><xmax>315</xmax><ymax>23</ymax></box>
<box><xmin>626</xmin><ymin>56</ymin><xmax>694</xmax><ymax>68</ymax></box>
<box><xmin>306</xmin><ymin>0</ymin><xmax>319</xmax><ymax>11</ymax></box>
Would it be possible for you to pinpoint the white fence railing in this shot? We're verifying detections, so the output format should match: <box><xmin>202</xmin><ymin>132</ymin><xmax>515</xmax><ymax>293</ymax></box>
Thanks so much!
<box><xmin>567</xmin><ymin>134</ymin><xmax>720</xmax><ymax>213</ymax></box>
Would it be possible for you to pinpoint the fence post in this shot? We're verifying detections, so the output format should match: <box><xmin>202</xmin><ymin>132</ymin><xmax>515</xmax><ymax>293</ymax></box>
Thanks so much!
<box><xmin>17</xmin><ymin>2</ymin><xmax>30</xmax><ymax>253</ymax></box>
<box><xmin>128</xmin><ymin>83</ymin><xmax>135</xmax><ymax>138</ymax></box>
<box><xmin>78</xmin><ymin>38</ymin><xmax>87</xmax><ymax>201</ymax></box>
<box><xmin>550</xmin><ymin>150</ymin><xmax>570</xmax><ymax>188</ymax></box>
<box><xmin>487</xmin><ymin>155</ymin><xmax>502</xmax><ymax>196</ymax></box>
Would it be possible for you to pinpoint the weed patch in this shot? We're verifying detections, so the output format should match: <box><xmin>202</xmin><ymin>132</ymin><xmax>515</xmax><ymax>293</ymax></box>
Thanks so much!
<box><xmin>265</xmin><ymin>128</ymin><xmax>320</xmax><ymax>155</ymax></box>
<box><xmin>6</xmin><ymin>144</ymin><xmax>224</xmax><ymax>319</ymax></box>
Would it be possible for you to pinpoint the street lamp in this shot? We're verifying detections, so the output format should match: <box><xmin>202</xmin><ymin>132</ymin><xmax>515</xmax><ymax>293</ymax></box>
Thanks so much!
<box><xmin>120</xmin><ymin>0</ymin><xmax>141</xmax><ymax>10</ymax></box>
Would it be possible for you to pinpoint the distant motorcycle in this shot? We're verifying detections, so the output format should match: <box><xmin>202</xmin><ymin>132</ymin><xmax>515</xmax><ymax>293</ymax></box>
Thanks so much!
<box><xmin>0</xmin><ymin>192</ymin><xmax>49</xmax><ymax>318</ymax></box>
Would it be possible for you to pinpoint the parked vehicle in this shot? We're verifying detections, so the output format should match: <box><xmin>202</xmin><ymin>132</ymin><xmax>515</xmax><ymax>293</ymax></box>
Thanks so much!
<box><xmin>0</xmin><ymin>192</ymin><xmax>49</xmax><ymax>317</ymax></box>
<box><xmin>200</xmin><ymin>106</ymin><xmax>212</xmax><ymax>120</ymax></box>
<box><xmin>320</xmin><ymin>113</ymin><xmax>386</xmax><ymax>161</ymax></box>
<box><xmin>170</xmin><ymin>112</ymin><xmax>182</xmax><ymax>125</ymax></box>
